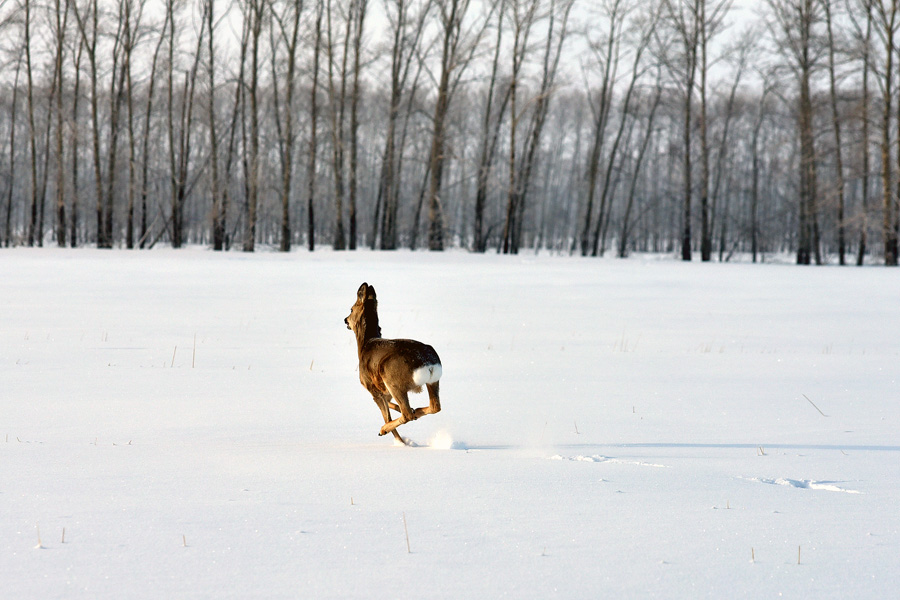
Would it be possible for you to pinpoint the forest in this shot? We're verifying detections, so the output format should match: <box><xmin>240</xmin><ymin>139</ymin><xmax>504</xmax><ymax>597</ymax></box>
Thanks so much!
<box><xmin>0</xmin><ymin>0</ymin><xmax>898</xmax><ymax>265</ymax></box>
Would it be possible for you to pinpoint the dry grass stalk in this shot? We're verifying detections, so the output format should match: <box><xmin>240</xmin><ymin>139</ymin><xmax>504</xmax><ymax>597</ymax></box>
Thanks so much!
<box><xmin>402</xmin><ymin>513</ymin><xmax>411</xmax><ymax>554</ymax></box>
<box><xmin>802</xmin><ymin>394</ymin><xmax>828</xmax><ymax>417</ymax></box>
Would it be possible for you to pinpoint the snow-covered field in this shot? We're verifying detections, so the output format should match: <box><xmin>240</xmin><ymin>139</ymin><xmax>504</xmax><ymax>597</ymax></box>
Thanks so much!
<box><xmin>2</xmin><ymin>248</ymin><xmax>898</xmax><ymax>598</ymax></box>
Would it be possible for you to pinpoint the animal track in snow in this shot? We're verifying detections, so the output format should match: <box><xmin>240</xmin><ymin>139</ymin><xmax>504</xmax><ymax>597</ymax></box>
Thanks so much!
<box><xmin>744</xmin><ymin>477</ymin><xmax>862</xmax><ymax>494</ymax></box>
<box><xmin>550</xmin><ymin>454</ymin><xmax>668</xmax><ymax>468</ymax></box>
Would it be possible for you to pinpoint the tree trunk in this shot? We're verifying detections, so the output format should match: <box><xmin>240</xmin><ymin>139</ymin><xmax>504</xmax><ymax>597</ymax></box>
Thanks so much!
<box><xmin>619</xmin><ymin>73</ymin><xmax>663</xmax><ymax>258</ymax></box>
<box><xmin>125</xmin><ymin>5</ymin><xmax>137</xmax><ymax>250</ymax></box>
<box><xmin>348</xmin><ymin>0</ymin><xmax>367</xmax><ymax>250</ymax></box>
<box><xmin>824</xmin><ymin>0</ymin><xmax>846</xmax><ymax>264</ymax></box>
<box><xmin>798</xmin><ymin>67</ymin><xmax>816</xmax><ymax>265</ymax></box>
<box><xmin>272</xmin><ymin>0</ymin><xmax>303</xmax><ymax>252</ymax></box>
<box><xmin>70</xmin><ymin>36</ymin><xmax>84</xmax><ymax>247</ymax></box>
<box><xmin>879</xmin><ymin>5</ymin><xmax>897</xmax><ymax>265</ymax></box>
<box><xmin>3</xmin><ymin>53</ymin><xmax>21</xmax><ymax>247</ymax></box>
<box><xmin>105</xmin><ymin>32</ymin><xmax>127</xmax><ymax>250</ymax></box>
<box><xmin>511</xmin><ymin>0</ymin><xmax>573</xmax><ymax>254</ymax></box>
<box><xmin>380</xmin><ymin>0</ymin><xmax>425</xmax><ymax>250</ymax></box>
<box><xmin>73</xmin><ymin>0</ymin><xmax>105</xmax><ymax>248</ymax></box>
<box><xmin>54</xmin><ymin>0</ymin><xmax>70</xmax><ymax>247</ymax></box>
<box><xmin>578</xmin><ymin>4</ymin><xmax>622</xmax><ymax>256</ymax></box>
<box><xmin>139</xmin><ymin>9</ymin><xmax>169</xmax><ymax>248</ymax></box>
<box><xmin>427</xmin><ymin>0</ymin><xmax>471</xmax><ymax>251</ymax></box>
<box><xmin>207</xmin><ymin>0</ymin><xmax>225</xmax><ymax>251</ymax></box>
<box><xmin>679</xmin><ymin>12</ymin><xmax>698</xmax><ymax>262</ymax></box>
<box><xmin>473</xmin><ymin>6</ymin><xmax>506</xmax><ymax>253</ymax></box>
<box><xmin>25</xmin><ymin>0</ymin><xmax>39</xmax><ymax>247</ymax></box>
<box><xmin>857</xmin><ymin>5</ymin><xmax>872</xmax><ymax>266</ymax></box>
<box><xmin>699</xmin><ymin>0</ymin><xmax>711</xmax><ymax>262</ymax></box>
<box><xmin>307</xmin><ymin>0</ymin><xmax>324</xmax><ymax>251</ymax></box>
<box><xmin>244</xmin><ymin>0</ymin><xmax>264</xmax><ymax>252</ymax></box>
<box><xmin>326</xmin><ymin>0</ymin><xmax>348</xmax><ymax>250</ymax></box>
<box><xmin>501</xmin><ymin>0</ymin><xmax>539</xmax><ymax>255</ymax></box>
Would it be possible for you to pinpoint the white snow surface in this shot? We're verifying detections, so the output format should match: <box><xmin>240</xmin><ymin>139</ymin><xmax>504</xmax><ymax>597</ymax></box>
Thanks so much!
<box><xmin>2</xmin><ymin>247</ymin><xmax>898</xmax><ymax>599</ymax></box>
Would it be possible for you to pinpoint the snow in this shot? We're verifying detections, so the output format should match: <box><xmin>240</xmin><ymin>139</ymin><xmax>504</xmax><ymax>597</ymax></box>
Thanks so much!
<box><xmin>2</xmin><ymin>247</ymin><xmax>898</xmax><ymax>599</ymax></box>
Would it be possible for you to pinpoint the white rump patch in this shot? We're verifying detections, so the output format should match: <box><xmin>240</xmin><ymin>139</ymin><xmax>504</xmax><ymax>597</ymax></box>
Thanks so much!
<box><xmin>412</xmin><ymin>363</ymin><xmax>442</xmax><ymax>386</ymax></box>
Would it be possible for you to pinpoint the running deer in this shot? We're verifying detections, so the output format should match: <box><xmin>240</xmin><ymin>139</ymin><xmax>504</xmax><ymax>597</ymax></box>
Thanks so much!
<box><xmin>344</xmin><ymin>283</ymin><xmax>442</xmax><ymax>443</ymax></box>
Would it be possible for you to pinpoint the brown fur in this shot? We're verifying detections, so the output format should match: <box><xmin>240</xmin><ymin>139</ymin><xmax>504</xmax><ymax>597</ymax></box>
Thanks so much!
<box><xmin>345</xmin><ymin>283</ymin><xmax>442</xmax><ymax>443</ymax></box>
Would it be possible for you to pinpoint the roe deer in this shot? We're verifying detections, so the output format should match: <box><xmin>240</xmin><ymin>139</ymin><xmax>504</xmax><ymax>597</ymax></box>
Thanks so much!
<box><xmin>344</xmin><ymin>283</ymin><xmax>442</xmax><ymax>443</ymax></box>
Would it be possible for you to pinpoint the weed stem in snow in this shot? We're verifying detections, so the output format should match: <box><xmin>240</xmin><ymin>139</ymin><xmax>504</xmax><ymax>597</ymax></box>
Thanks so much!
<box><xmin>402</xmin><ymin>513</ymin><xmax>411</xmax><ymax>554</ymax></box>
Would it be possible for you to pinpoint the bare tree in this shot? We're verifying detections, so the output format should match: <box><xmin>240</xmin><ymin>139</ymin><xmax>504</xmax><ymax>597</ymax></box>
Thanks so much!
<box><xmin>766</xmin><ymin>0</ymin><xmax>824</xmax><ymax>264</ymax></box>
<box><xmin>206</xmin><ymin>0</ymin><xmax>225</xmax><ymax>250</ymax></box>
<box><xmin>375</xmin><ymin>0</ymin><xmax>432</xmax><ymax>250</ymax></box>
<box><xmin>499</xmin><ymin>0</ymin><xmax>540</xmax><ymax>254</ymax></box>
<box><xmin>870</xmin><ymin>0</ymin><xmax>898</xmax><ymax>264</ymax></box>
<box><xmin>578</xmin><ymin>0</ymin><xmax>629</xmax><ymax>257</ymax></box>
<box><xmin>846</xmin><ymin>0</ymin><xmax>873</xmax><ymax>264</ymax></box>
<box><xmin>271</xmin><ymin>0</ymin><xmax>306</xmax><ymax>251</ymax></box>
<box><xmin>52</xmin><ymin>0</ymin><xmax>71</xmax><ymax>247</ymax></box>
<box><xmin>325</xmin><ymin>0</ymin><xmax>351</xmax><ymax>249</ymax></box>
<box><xmin>172</xmin><ymin>1</ymin><xmax>205</xmax><ymax>248</ymax></box>
<box><xmin>138</xmin><ymin>6</ymin><xmax>170</xmax><ymax>248</ymax></box>
<box><xmin>242</xmin><ymin>0</ymin><xmax>265</xmax><ymax>251</ymax></box>
<box><xmin>72</xmin><ymin>0</ymin><xmax>107</xmax><ymax>247</ymax></box>
<box><xmin>3</xmin><ymin>45</ymin><xmax>23</xmax><ymax>247</ymax></box>
<box><xmin>223</xmin><ymin>9</ymin><xmax>252</xmax><ymax>250</ymax></box>
<box><xmin>823</xmin><ymin>0</ymin><xmax>847</xmax><ymax>264</ymax></box>
<box><xmin>101</xmin><ymin>0</ymin><xmax>129</xmax><ymax>249</ymax></box>
<box><xmin>712</xmin><ymin>26</ymin><xmax>751</xmax><ymax>261</ymax></box>
<box><xmin>307</xmin><ymin>0</ymin><xmax>324</xmax><ymax>250</ymax></box>
<box><xmin>618</xmin><ymin>68</ymin><xmax>664</xmax><ymax>257</ymax></box>
<box><xmin>348</xmin><ymin>0</ymin><xmax>368</xmax><ymax>250</ymax></box>
<box><xmin>662</xmin><ymin>0</ymin><xmax>701</xmax><ymax>260</ymax></box>
<box><xmin>426</xmin><ymin>0</ymin><xmax>481</xmax><ymax>250</ymax></box>
<box><xmin>472</xmin><ymin>2</ymin><xmax>509</xmax><ymax>252</ymax></box>
<box><xmin>659</xmin><ymin>0</ymin><xmax>730</xmax><ymax>261</ymax></box>
<box><xmin>24</xmin><ymin>0</ymin><xmax>40</xmax><ymax>246</ymax></box>
<box><xmin>698</xmin><ymin>0</ymin><xmax>732</xmax><ymax>261</ymax></box>
<box><xmin>508</xmin><ymin>0</ymin><xmax>574</xmax><ymax>253</ymax></box>
<box><xmin>122</xmin><ymin>0</ymin><xmax>145</xmax><ymax>249</ymax></box>
<box><xmin>69</xmin><ymin>31</ymin><xmax>84</xmax><ymax>247</ymax></box>
<box><xmin>588</xmin><ymin>0</ymin><xmax>657</xmax><ymax>257</ymax></box>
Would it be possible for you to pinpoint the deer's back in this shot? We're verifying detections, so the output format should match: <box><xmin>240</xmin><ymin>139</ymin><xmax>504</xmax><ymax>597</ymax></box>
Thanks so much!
<box><xmin>360</xmin><ymin>338</ymin><xmax>441</xmax><ymax>392</ymax></box>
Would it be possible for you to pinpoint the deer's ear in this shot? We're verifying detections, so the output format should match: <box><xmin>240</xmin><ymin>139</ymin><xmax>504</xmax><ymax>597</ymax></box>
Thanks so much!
<box><xmin>357</xmin><ymin>283</ymin><xmax>368</xmax><ymax>301</ymax></box>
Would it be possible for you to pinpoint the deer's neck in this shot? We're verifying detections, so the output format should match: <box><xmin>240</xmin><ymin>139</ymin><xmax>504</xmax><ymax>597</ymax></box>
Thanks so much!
<box><xmin>355</xmin><ymin>308</ymin><xmax>382</xmax><ymax>357</ymax></box>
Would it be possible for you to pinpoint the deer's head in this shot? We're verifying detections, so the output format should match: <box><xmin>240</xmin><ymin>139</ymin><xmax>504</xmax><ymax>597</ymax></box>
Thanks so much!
<box><xmin>345</xmin><ymin>283</ymin><xmax>379</xmax><ymax>338</ymax></box>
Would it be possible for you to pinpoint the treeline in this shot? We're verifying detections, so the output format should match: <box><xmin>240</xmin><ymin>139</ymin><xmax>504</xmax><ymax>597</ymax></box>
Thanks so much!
<box><xmin>0</xmin><ymin>0</ymin><xmax>898</xmax><ymax>264</ymax></box>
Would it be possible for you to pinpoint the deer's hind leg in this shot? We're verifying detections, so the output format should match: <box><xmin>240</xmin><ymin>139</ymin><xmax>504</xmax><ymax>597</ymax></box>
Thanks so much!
<box><xmin>426</xmin><ymin>381</ymin><xmax>440</xmax><ymax>413</ymax></box>
<box><xmin>412</xmin><ymin>381</ymin><xmax>441</xmax><ymax>419</ymax></box>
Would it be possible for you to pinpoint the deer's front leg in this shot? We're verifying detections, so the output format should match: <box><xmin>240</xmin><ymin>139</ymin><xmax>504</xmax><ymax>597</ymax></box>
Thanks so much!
<box><xmin>373</xmin><ymin>393</ymin><xmax>404</xmax><ymax>442</ymax></box>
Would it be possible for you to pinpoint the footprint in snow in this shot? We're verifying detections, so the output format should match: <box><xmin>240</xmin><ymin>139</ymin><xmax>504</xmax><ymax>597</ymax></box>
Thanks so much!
<box><xmin>549</xmin><ymin>454</ymin><xmax>668</xmax><ymax>468</ymax></box>
<box><xmin>744</xmin><ymin>477</ymin><xmax>862</xmax><ymax>494</ymax></box>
